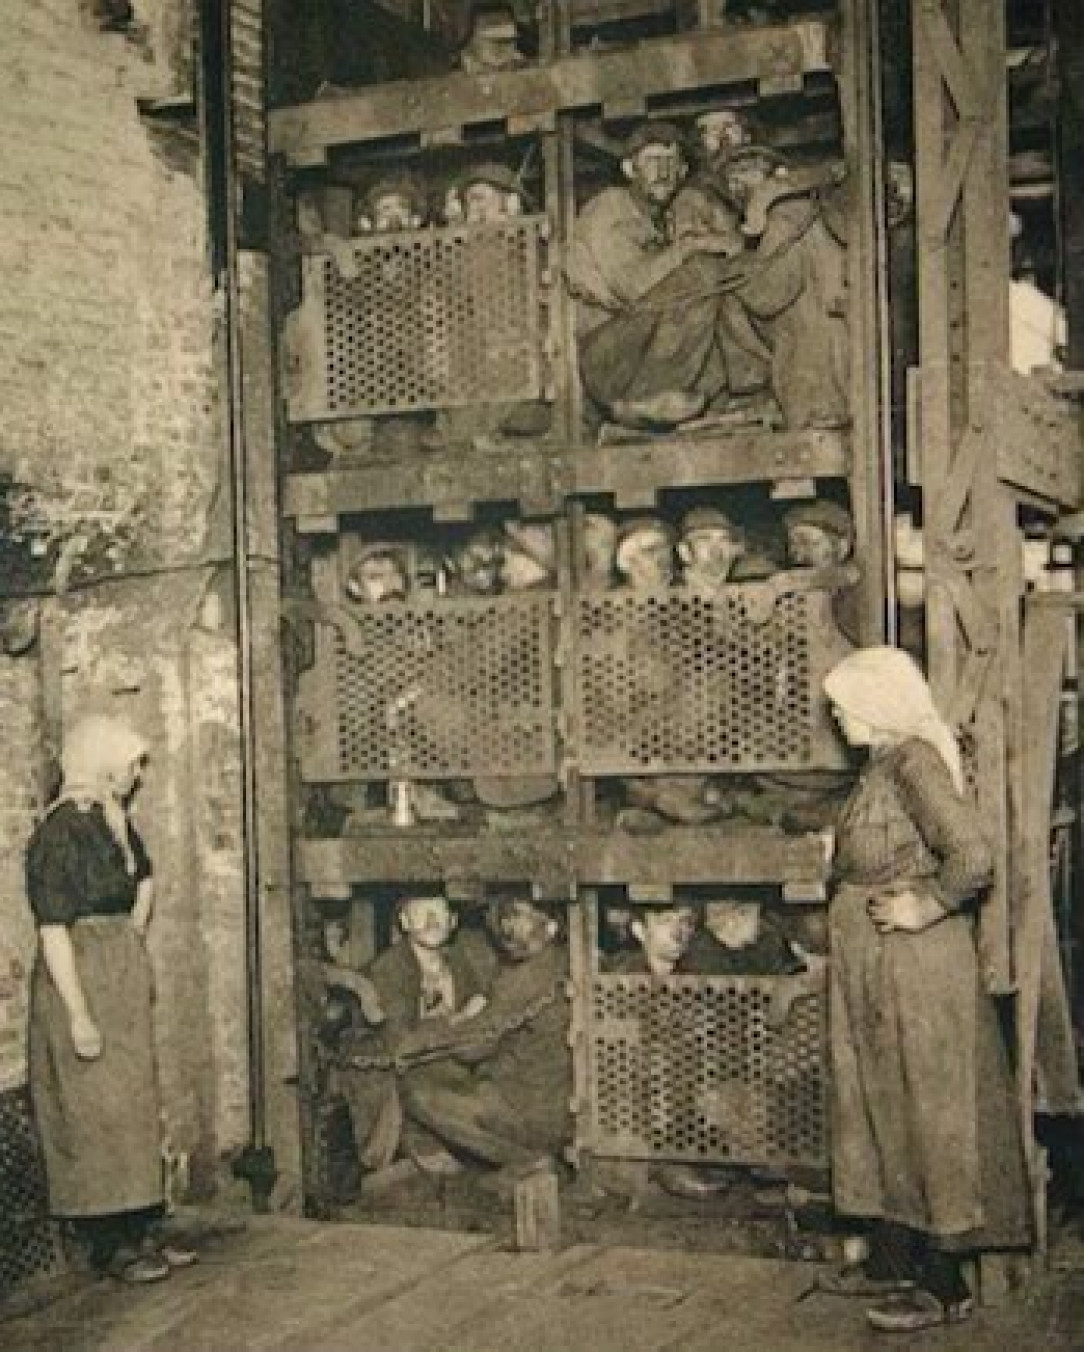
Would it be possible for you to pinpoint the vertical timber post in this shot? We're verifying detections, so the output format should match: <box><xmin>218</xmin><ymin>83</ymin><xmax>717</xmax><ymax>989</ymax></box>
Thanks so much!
<box><xmin>839</xmin><ymin>0</ymin><xmax>892</xmax><ymax>642</ymax></box>
<box><xmin>912</xmin><ymin>0</ymin><xmax>1048</xmax><ymax>1253</ymax></box>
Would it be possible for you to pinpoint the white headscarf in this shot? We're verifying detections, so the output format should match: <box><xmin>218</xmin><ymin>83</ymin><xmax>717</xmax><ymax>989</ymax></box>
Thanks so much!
<box><xmin>57</xmin><ymin>714</ymin><xmax>149</xmax><ymax>874</ymax></box>
<box><xmin>823</xmin><ymin>645</ymin><xmax>965</xmax><ymax>795</ymax></box>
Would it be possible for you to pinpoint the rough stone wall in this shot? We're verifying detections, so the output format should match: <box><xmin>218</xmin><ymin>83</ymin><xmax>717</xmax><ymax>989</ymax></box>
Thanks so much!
<box><xmin>0</xmin><ymin>1</ymin><xmax>251</xmax><ymax>1196</ymax></box>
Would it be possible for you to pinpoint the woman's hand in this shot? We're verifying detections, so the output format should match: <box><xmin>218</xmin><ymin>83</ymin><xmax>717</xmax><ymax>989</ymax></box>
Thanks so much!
<box><xmin>70</xmin><ymin>1012</ymin><xmax>103</xmax><ymax>1060</ymax></box>
<box><xmin>867</xmin><ymin>888</ymin><xmax>946</xmax><ymax>934</ymax></box>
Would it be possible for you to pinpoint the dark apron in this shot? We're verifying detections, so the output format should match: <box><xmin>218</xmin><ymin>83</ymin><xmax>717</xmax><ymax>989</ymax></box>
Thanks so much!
<box><xmin>29</xmin><ymin>917</ymin><xmax>163</xmax><ymax>1217</ymax></box>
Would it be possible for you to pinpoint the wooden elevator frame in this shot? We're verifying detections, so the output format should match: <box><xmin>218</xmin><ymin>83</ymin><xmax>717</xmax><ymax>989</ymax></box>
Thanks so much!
<box><xmin>909</xmin><ymin>0</ymin><xmax>1082</xmax><ymax>1243</ymax></box>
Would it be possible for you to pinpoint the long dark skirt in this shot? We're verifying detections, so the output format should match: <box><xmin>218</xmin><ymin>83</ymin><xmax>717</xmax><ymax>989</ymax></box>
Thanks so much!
<box><xmin>29</xmin><ymin>917</ymin><xmax>163</xmax><ymax>1218</ymax></box>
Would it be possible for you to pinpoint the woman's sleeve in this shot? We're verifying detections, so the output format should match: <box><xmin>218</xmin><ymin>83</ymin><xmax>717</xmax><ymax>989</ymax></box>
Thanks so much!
<box><xmin>893</xmin><ymin>740</ymin><xmax>994</xmax><ymax>910</ymax></box>
<box><xmin>130</xmin><ymin>825</ymin><xmax>153</xmax><ymax>882</ymax></box>
<box><xmin>26</xmin><ymin>817</ymin><xmax>81</xmax><ymax>927</ymax></box>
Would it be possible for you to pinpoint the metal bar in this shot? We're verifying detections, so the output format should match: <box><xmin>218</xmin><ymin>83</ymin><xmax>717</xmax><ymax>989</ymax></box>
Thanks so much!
<box><xmin>206</xmin><ymin>0</ymin><xmax>276</xmax><ymax>1205</ymax></box>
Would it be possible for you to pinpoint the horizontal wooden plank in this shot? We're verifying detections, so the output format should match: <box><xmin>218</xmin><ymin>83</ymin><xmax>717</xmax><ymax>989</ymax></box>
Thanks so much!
<box><xmin>297</xmin><ymin>825</ymin><xmax>829</xmax><ymax>890</ymax></box>
<box><xmin>282</xmin><ymin>430</ymin><xmax>849</xmax><ymax>525</ymax></box>
<box><xmin>268</xmin><ymin>25</ymin><xmax>828</xmax><ymax>161</ymax></box>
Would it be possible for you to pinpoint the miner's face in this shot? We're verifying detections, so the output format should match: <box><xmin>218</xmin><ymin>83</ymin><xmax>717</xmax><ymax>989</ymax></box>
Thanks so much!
<box><xmin>697</xmin><ymin>111</ymin><xmax>749</xmax><ymax>157</ymax></box>
<box><xmin>399</xmin><ymin>896</ymin><xmax>455</xmax><ymax>949</ymax></box>
<box><xmin>617</xmin><ymin>530</ymin><xmax>673</xmax><ymax>588</ymax></box>
<box><xmin>455</xmin><ymin>535</ymin><xmax>504</xmax><ymax>594</ymax></box>
<box><xmin>492</xmin><ymin>899</ymin><xmax>555</xmax><ymax>960</ymax></box>
<box><xmin>323</xmin><ymin>917</ymin><xmax>350</xmax><ymax>963</ymax></box>
<box><xmin>583</xmin><ymin>516</ymin><xmax>617</xmax><ymax>583</ymax></box>
<box><xmin>625</xmin><ymin>143</ymin><xmax>686</xmax><ymax>207</ymax></box>
<box><xmin>787</xmin><ymin>523</ymin><xmax>848</xmax><ymax>569</ymax></box>
<box><xmin>349</xmin><ymin>553</ymin><xmax>408</xmax><ymax>603</ymax></box>
<box><xmin>634</xmin><ymin>908</ymin><xmax>697</xmax><ymax>966</ymax></box>
<box><xmin>501</xmin><ymin>546</ymin><xmax>551</xmax><ymax>593</ymax></box>
<box><xmin>464</xmin><ymin>181</ymin><xmax>516</xmax><ymax>224</ymax></box>
<box><xmin>726</xmin><ymin>158</ymin><xmax>772</xmax><ymax>207</ymax></box>
<box><xmin>372</xmin><ymin>191</ymin><xmax>419</xmax><ymax>233</ymax></box>
<box><xmin>296</xmin><ymin>193</ymin><xmax>324</xmax><ymax>240</ymax></box>
<box><xmin>705</xmin><ymin>900</ymin><xmax>761</xmax><ymax>950</ymax></box>
<box><xmin>468</xmin><ymin>11</ymin><xmax>519</xmax><ymax>66</ymax></box>
<box><xmin>681</xmin><ymin>527</ymin><xmax>744</xmax><ymax>584</ymax></box>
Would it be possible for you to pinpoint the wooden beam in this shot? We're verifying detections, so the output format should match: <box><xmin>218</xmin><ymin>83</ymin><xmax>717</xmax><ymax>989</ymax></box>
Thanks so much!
<box><xmin>269</xmin><ymin>24</ymin><xmax>826</xmax><ymax>161</ymax></box>
<box><xmin>282</xmin><ymin>431</ymin><xmax>850</xmax><ymax>525</ymax></box>
<box><xmin>295</xmin><ymin>825</ymin><xmax>830</xmax><ymax>889</ymax></box>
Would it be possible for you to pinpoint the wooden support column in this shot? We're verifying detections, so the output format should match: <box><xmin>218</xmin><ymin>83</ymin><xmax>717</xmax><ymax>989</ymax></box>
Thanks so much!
<box><xmin>839</xmin><ymin>0</ymin><xmax>891</xmax><ymax>641</ymax></box>
<box><xmin>911</xmin><ymin>0</ymin><xmax>1014</xmax><ymax>993</ymax></box>
<box><xmin>1057</xmin><ymin>0</ymin><xmax>1084</xmax><ymax>368</ymax></box>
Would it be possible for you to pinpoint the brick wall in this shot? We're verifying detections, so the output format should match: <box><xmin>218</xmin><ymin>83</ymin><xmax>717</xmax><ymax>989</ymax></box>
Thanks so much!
<box><xmin>0</xmin><ymin>1</ymin><xmax>254</xmax><ymax>1198</ymax></box>
<box><xmin>0</xmin><ymin>0</ymin><xmax>220</xmax><ymax>579</ymax></box>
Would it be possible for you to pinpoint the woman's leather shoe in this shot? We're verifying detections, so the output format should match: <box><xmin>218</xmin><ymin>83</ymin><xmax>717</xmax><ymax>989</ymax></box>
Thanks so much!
<box><xmin>866</xmin><ymin>1289</ymin><xmax>974</xmax><ymax>1332</ymax></box>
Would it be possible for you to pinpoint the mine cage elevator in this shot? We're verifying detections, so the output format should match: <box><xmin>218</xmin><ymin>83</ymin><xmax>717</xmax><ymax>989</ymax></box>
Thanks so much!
<box><xmin>240</xmin><ymin>0</ymin><xmax>1084</xmax><ymax>1251</ymax></box>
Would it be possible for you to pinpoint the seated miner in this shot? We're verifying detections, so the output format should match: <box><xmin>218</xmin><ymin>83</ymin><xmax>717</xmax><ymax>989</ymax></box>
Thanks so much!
<box><xmin>613</xmin><ymin>516</ymin><xmax>676</xmax><ymax>590</ymax></box>
<box><xmin>606</xmin><ymin>901</ymin><xmax>811</xmax><ymax>1199</ymax></box>
<box><xmin>443</xmin><ymin>527</ymin><xmax>506</xmax><ymax>596</ymax></box>
<box><xmin>606</xmin><ymin>901</ymin><xmax>798</xmax><ymax>979</ymax></box>
<box><xmin>611</xmin><ymin>517</ymin><xmax>717</xmax><ymax>831</ymax></box>
<box><xmin>668</xmin><ymin>110</ymin><xmax>752</xmax><ymax>259</ymax></box>
<box><xmin>601</xmin><ymin>903</ymin><xmax>761</xmax><ymax>1199</ymax></box>
<box><xmin>459</xmin><ymin>160</ymin><xmax>526</xmax><ymax>225</ymax></box>
<box><xmin>354</xmin><ymin>172</ymin><xmax>429</xmax><ymax>235</ymax></box>
<box><xmin>581</xmin><ymin>512</ymin><xmax>619</xmax><ymax>590</ymax></box>
<box><xmin>316</xmin><ymin>910</ymin><xmax>386</xmax><ymax>1043</ymax></box>
<box><xmin>565</xmin><ymin>121</ymin><xmax>770</xmax><ymax>433</ymax></box>
<box><xmin>474</xmin><ymin>522</ymin><xmax>562</xmax><ymax>821</ymax></box>
<box><xmin>335</xmin><ymin>893</ymin><xmax>498</xmax><ymax>1176</ymax></box>
<box><xmin>456</xmin><ymin>2</ymin><xmax>528</xmax><ymax>73</ymax></box>
<box><xmin>695</xmin><ymin>107</ymin><xmax>754</xmax><ymax>163</ymax></box>
<box><xmin>344</xmin><ymin>544</ymin><xmax>411</xmax><ymax>605</ymax></box>
<box><xmin>499</xmin><ymin>520</ymin><xmax>556</xmax><ymax>592</ymax></box>
<box><xmin>617</xmin><ymin>507</ymin><xmax>768</xmax><ymax>834</ymax></box>
<box><xmin>677</xmin><ymin>506</ymin><xmax>750</xmax><ymax>588</ymax></box>
<box><xmin>433</xmin><ymin>162</ymin><xmax>552</xmax><ymax>447</ymax></box>
<box><xmin>399</xmin><ymin>895</ymin><xmax>570</xmax><ymax>1178</ymax></box>
<box><xmin>724</xmin><ymin>146</ymin><xmax>849</xmax><ymax>431</ymax></box>
<box><xmin>439</xmin><ymin>179</ymin><xmax>465</xmax><ymax>226</ymax></box>
<box><xmin>714</xmin><ymin>495</ymin><xmax>857</xmax><ymax>830</ymax></box>
<box><xmin>783</xmin><ymin>499</ymin><xmax>854</xmax><ymax>572</ymax></box>
<box><xmin>354</xmin><ymin>172</ymin><xmax>439</xmax><ymax>458</ymax></box>
<box><xmin>782</xmin><ymin>497</ymin><xmax>859</xmax><ymax>644</ymax></box>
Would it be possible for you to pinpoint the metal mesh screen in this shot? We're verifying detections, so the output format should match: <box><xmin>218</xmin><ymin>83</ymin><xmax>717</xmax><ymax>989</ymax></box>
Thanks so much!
<box><xmin>299</xmin><ymin>217</ymin><xmax>547</xmax><ymax>418</ymax></box>
<box><xmin>574</xmin><ymin>586</ymin><xmax>847</xmax><ymax>773</ymax></box>
<box><xmin>0</xmin><ymin>1088</ymin><xmax>61</xmax><ymax>1292</ymax></box>
<box><xmin>302</xmin><ymin>595</ymin><xmax>557</xmax><ymax>780</ymax></box>
<box><xmin>589</xmin><ymin>976</ymin><xmax>827</xmax><ymax>1165</ymax></box>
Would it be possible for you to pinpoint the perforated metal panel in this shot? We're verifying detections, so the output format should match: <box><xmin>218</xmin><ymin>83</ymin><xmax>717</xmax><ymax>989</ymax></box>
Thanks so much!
<box><xmin>0</xmin><ymin>1088</ymin><xmax>61</xmax><ymax>1293</ymax></box>
<box><xmin>589</xmin><ymin>976</ymin><xmax>826</xmax><ymax>1165</ymax></box>
<box><xmin>574</xmin><ymin>586</ymin><xmax>848</xmax><ymax>774</ymax></box>
<box><xmin>299</xmin><ymin>595</ymin><xmax>557</xmax><ymax>781</ymax></box>
<box><xmin>295</xmin><ymin>218</ymin><xmax>547</xmax><ymax>420</ymax></box>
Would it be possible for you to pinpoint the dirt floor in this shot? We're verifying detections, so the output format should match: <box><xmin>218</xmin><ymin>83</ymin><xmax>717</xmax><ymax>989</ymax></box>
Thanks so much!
<box><xmin>2</xmin><ymin>1206</ymin><xmax>1084</xmax><ymax>1352</ymax></box>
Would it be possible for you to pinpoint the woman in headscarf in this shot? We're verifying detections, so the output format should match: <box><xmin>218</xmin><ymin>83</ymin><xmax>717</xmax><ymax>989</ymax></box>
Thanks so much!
<box><xmin>820</xmin><ymin>646</ymin><xmax>1030</xmax><ymax>1332</ymax></box>
<box><xmin>26</xmin><ymin>714</ymin><xmax>194</xmax><ymax>1284</ymax></box>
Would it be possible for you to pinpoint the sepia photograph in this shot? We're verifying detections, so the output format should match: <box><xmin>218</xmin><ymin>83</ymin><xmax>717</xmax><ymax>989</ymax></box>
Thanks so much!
<box><xmin>0</xmin><ymin>0</ymin><xmax>1082</xmax><ymax>1347</ymax></box>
